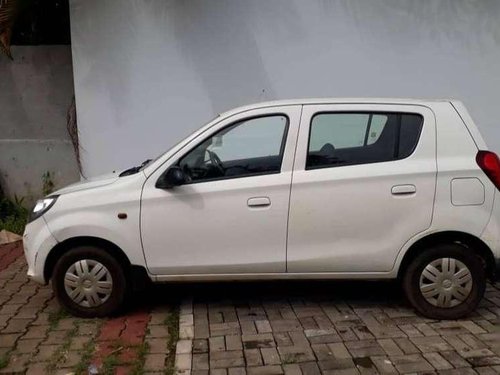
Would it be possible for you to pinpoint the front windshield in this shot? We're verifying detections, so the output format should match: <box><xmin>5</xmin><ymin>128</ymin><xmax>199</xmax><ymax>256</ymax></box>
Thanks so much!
<box><xmin>120</xmin><ymin>114</ymin><xmax>221</xmax><ymax>177</ymax></box>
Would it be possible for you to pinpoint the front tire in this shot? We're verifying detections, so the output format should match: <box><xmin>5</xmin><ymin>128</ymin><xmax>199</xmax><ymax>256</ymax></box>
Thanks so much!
<box><xmin>402</xmin><ymin>244</ymin><xmax>486</xmax><ymax>320</ymax></box>
<box><xmin>52</xmin><ymin>246</ymin><xmax>128</xmax><ymax>318</ymax></box>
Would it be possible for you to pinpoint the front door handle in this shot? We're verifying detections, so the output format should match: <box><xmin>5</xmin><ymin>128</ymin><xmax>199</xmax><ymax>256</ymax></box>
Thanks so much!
<box><xmin>392</xmin><ymin>184</ymin><xmax>416</xmax><ymax>195</ymax></box>
<box><xmin>247</xmin><ymin>197</ymin><xmax>271</xmax><ymax>207</ymax></box>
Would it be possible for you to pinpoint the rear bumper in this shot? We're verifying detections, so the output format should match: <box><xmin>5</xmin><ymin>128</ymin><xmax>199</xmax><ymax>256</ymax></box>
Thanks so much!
<box><xmin>481</xmin><ymin>190</ymin><xmax>500</xmax><ymax>280</ymax></box>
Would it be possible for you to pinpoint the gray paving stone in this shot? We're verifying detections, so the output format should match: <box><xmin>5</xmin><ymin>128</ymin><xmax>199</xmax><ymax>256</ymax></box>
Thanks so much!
<box><xmin>345</xmin><ymin>340</ymin><xmax>385</xmax><ymax>358</ymax></box>
<box><xmin>422</xmin><ymin>351</ymin><xmax>453</xmax><ymax>370</ymax></box>
<box><xmin>245</xmin><ymin>349</ymin><xmax>263</xmax><ymax>367</ymax></box>
<box><xmin>256</xmin><ymin>348</ymin><xmax>277</xmax><ymax>366</ymax></box>
<box><xmin>256</xmin><ymin>320</ymin><xmax>273</xmax><ymax>333</ymax></box>
<box><xmin>282</xmin><ymin>364</ymin><xmax>301</xmax><ymax>375</ymax></box>
<box><xmin>211</xmin><ymin>350</ymin><xmax>245</xmax><ymax>369</ymax></box>
<box><xmin>247</xmin><ymin>365</ymin><xmax>283</xmax><ymax>375</ymax></box>
<box><xmin>194</xmin><ymin>339</ymin><xmax>209</xmax><ymax>353</ymax></box>
<box><xmin>390</xmin><ymin>353</ymin><xmax>434</xmax><ymax>373</ymax></box>
<box><xmin>147</xmin><ymin>337</ymin><xmax>169</xmax><ymax>354</ymax></box>
<box><xmin>311</xmin><ymin>344</ymin><xmax>334</xmax><ymax>361</ymax></box>
<box><xmin>228</xmin><ymin>367</ymin><xmax>247</xmax><ymax>375</ymax></box>
<box><xmin>410</xmin><ymin>336</ymin><xmax>453</xmax><ymax>352</ymax></box>
<box><xmin>211</xmin><ymin>322</ymin><xmax>241</xmax><ymax>337</ymax></box>
<box><xmin>243</xmin><ymin>334</ymin><xmax>275</xmax><ymax>349</ymax></box>
<box><xmin>459</xmin><ymin>348</ymin><xmax>496</xmax><ymax>359</ymax></box>
<box><xmin>299</xmin><ymin>362</ymin><xmax>321</xmax><ymax>375</ymax></box>
<box><xmin>270</xmin><ymin>320</ymin><xmax>303</xmax><ymax>333</ymax></box>
<box><xmin>226</xmin><ymin>335</ymin><xmax>243</xmax><ymax>351</ymax></box>
<box><xmin>274</xmin><ymin>333</ymin><xmax>293</xmax><ymax>347</ymax></box>
<box><xmin>370</xmin><ymin>356</ymin><xmax>398</xmax><ymax>374</ymax></box>
<box><xmin>376</xmin><ymin>339</ymin><xmax>404</xmax><ymax>356</ymax></box>
<box><xmin>144</xmin><ymin>353</ymin><xmax>167</xmax><ymax>372</ymax></box>
<box><xmin>241</xmin><ymin>321</ymin><xmax>258</xmax><ymax>335</ymax></box>
<box><xmin>393</xmin><ymin>337</ymin><xmax>420</xmax><ymax>354</ymax></box>
<box><xmin>438</xmin><ymin>368</ymin><xmax>480</xmax><ymax>375</ymax></box>
<box><xmin>277</xmin><ymin>346</ymin><xmax>315</xmax><ymax>363</ymax></box>
<box><xmin>467</xmin><ymin>356</ymin><xmax>500</xmax><ymax>367</ymax></box>
<box><xmin>441</xmin><ymin>350</ymin><xmax>473</xmax><ymax>368</ymax></box>
<box><xmin>318</xmin><ymin>358</ymin><xmax>355</xmax><ymax>371</ymax></box>
<box><xmin>210</xmin><ymin>336</ymin><xmax>226</xmax><ymax>352</ymax></box>
<box><xmin>194</xmin><ymin>353</ymin><xmax>210</xmax><ymax>370</ymax></box>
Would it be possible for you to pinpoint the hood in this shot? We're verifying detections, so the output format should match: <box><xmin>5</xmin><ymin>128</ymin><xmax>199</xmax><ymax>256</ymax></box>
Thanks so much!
<box><xmin>52</xmin><ymin>172</ymin><xmax>120</xmax><ymax>195</ymax></box>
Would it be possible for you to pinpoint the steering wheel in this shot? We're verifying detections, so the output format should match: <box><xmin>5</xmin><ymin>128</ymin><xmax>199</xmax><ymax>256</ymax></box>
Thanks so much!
<box><xmin>206</xmin><ymin>150</ymin><xmax>225</xmax><ymax>176</ymax></box>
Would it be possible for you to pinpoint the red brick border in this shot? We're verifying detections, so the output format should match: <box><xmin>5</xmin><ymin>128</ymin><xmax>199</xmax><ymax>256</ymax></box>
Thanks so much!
<box><xmin>91</xmin><ymin>310</ymin><xmax>150</xmax><ymax>373</ymax></box>
<box><xmin>0</xmin><ymin>240</ymin><xmax>23</xmax><ymax>272</ymax></box>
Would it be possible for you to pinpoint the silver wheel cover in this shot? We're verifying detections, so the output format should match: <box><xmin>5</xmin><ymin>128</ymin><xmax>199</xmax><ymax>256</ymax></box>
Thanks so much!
<box><xmin>419</xmin><ymin>257</ymin><xmax>473</xmax><ymax>308</ymax></box>
<box><xmin>64</xmin><ymin>259</ymin><xmax>113</xmax><ymax>307</ymax></box>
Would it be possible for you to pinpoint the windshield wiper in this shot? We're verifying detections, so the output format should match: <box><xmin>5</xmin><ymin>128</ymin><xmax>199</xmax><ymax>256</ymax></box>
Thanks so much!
<box><xmin>119</xmin><ymin>159</ymin><xmax>152</xmax><ymax>177</ymax></box>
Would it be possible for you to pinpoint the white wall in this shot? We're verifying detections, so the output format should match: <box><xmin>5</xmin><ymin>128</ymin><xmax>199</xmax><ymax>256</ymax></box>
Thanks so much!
<box><xmin>70</xmin><ymin>0</ymin><xmax>500</xmax><ymax>177</ymax></box>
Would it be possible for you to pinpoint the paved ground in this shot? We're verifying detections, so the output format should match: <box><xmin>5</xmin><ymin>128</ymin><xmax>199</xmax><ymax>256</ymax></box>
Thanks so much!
<box><xmin>0</xmin><ymin>241</ymin><xmax>178</xmax><ymax>374</ymax></box>
<box><xmin>1</xmin><ymin>241</ymin><xmax>500</xmax><ymax>374</ymax></box>
<box><xmin>178</xmin><ymin>281</ymin><xmax>500</xmax><ymax>375</ymax></box>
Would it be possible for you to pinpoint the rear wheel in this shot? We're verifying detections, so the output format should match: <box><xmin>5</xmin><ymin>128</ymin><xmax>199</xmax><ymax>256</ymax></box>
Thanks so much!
<box><xmin>52</xmin><ymin>246</ymin><xmax>128</xmax><ymax>317</ymax></box>
<box><xmin>402</xmin><ymin>244</ymin><xmax>486</xmax><ymax>320</ymax></box>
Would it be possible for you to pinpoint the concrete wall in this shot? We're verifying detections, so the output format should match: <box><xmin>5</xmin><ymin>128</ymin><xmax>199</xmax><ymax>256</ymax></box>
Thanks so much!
<box><xmin>70</xmin><ymin>0</ymin><xmax>500</xmax><ymax>178</ymax></box>
<box><xmin>0</xmin><ymin>46</ymin><xmax>80</xmax><ymax>203</ymax></box>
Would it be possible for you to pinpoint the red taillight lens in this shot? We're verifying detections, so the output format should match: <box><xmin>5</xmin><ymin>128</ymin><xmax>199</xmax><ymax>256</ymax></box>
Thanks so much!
<box><xmin>476</xmin><ymin>150</ymin><xmax>500</xmax><ymax>190</ymax></box>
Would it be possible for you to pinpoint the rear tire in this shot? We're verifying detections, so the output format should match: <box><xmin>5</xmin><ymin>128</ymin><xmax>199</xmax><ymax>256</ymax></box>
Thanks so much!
<box><xmin>52</xmin><ymin>246</ymin><xmax>128</xmax><ymax>318</ymax></box>
<box><xmin>402</xmin><ymin>243</ymin><xmax>485</xmax><ymax>320</ymax></box>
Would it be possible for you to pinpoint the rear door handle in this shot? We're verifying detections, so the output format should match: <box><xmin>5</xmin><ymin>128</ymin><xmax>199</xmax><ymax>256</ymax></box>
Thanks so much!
<box><xmin>392</xmin><ymin>184</ymin><xmax>416</xmax><ymax>195</ymax></box>
<box><xmin>247</xmin><ymin>197</ymin><xmax>271</xmax><ymax>207</ymax></box>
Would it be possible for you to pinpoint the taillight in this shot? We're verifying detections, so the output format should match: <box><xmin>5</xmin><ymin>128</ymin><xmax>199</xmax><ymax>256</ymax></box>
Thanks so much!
<box><xmin>476</xmin><ymin>150</ymin><xmax>500</xmax><ymax>190</ymax></box>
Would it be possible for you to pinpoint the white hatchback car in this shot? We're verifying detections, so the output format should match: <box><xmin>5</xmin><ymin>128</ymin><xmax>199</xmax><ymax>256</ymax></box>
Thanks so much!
<box><xmin>23</xmin><ymin>98</ymin><xmax>500</xmax><ymax>319</ymax></box>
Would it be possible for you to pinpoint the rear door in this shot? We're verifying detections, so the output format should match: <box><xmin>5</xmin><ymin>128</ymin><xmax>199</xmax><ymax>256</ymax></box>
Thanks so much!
<box><xmin>287</xmin><ymin>104</ymin><xmax>436</xmax><ymax>273</ymax></box>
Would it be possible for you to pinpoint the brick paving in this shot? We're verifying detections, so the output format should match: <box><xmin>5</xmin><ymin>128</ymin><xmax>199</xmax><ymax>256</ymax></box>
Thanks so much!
<box><xmin>181</xmin><ymin>279</ymin><xmax>500</xmax><ymax>375</ymax></box>
<box><xmin>0</xmin><ymin>242</ymin><xmax>176</xmax><ymax>374</ymax></box>
<box><xmin>1</xmin><ymin>240</ymin><xmax>500</xmax><ymax>374</ymax></box>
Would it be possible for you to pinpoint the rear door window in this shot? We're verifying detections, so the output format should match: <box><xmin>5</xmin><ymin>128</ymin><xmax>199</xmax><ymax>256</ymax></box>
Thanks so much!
<box><xmin>307</xmin><ymin>112</ymin><xmax>423</xmax><ymax>169</ymax></box>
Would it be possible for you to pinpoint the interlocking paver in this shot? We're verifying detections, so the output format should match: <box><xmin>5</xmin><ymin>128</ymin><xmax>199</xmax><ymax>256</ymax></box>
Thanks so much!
<box><xmin>210</xmin><ymin>350</ymin><xmax>245</xmax><ymax>368</ymax></box>
<box><xmin>3</xmin><ymin>241</ymin><xmax>500</xmax><ymax>374</ymax></box>
<box><xmin>423</xmin><ymin>351</ymin><xmax>454</xmax><ymax>370</ymax></box>
<box><xmin>345</xmin><ymin>340</ymin><xmax>385</xmax><ymax>358</ymax></box>
<box><xmin>179</xmin><ymin>279</ymin><xmax>500</xmax><ymax>375</ymax></box>
<box><xmin>245</xmin><ymin>348</ymin><xmax>264</xmax><ymax>366</ymax></box>
<box><xmin>0</xmin><ymin>242</ymin><xmax>176</xmax><ymax>374</ymax></box>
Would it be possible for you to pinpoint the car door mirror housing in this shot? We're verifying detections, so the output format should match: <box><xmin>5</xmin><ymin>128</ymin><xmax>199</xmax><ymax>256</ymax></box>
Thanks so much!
<box><xmin>156</xmin><ymin>166</ymin><xmax>186</xmax><ymax>189</ymax></box>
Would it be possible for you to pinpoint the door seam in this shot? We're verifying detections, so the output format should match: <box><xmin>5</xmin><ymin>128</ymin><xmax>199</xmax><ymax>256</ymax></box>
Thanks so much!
<box><xmin>285</xmin><ymin>105</ymin><xmax>304</xmax><ymax>272</ymax></box>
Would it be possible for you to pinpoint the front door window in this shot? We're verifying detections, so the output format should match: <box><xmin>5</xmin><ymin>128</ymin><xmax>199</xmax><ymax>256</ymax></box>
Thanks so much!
<box><xmin>178</xmin><ymin>115</ymin><xmax>289</xmax><ymax>183</ymax></box>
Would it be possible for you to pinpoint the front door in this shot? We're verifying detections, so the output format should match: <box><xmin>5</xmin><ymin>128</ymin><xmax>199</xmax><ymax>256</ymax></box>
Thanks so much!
<box><xmin>141</xmin><ymin>105</ymin><xmax>301</xmax><ymax>275</ymax></box>
<box><xmin>287</xmin><ymin>104</ymin><xmax>436</xmax><ymax>273</ymax></box>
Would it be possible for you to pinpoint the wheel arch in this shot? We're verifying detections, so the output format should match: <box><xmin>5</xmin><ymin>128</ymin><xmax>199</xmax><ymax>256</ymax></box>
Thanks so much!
<box><xmin>44</xmin><ymin>236</ymin><xmax>132</xmax><ymax>283</ymax></box>
<box><xmin>397</xmin><ymin>231</ymin><xmax>496</xmax><ymax>279</ymax></box>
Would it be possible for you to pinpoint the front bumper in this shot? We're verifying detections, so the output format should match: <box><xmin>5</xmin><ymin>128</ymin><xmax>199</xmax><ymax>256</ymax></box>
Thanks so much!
<box><xmin>23</xmin><ymin>217</ymin><xmax>58</xmax><ymax>284</ymax></box>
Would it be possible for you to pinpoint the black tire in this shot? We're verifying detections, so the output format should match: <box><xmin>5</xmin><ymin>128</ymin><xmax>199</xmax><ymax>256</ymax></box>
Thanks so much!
<box><xmin>52</xmin><ymin>246</ymin><xmax>128</xmax><ymax>318</ymax></box>
<box><xmin>402</xmin><ymin>243</ymin><xmax>486</xmax><ymax>320</ymax></box>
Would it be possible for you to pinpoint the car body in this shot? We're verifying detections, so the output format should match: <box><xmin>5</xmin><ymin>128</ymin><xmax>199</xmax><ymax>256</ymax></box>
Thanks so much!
<box><xmin>23</xmin><ymin>98</ymin><xmax>500</xmax><ymax>318</ymax></box>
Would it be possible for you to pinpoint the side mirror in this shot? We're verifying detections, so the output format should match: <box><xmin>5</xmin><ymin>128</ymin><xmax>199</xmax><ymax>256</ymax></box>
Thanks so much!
<box><xmin>155</xmin><ymin>166</ymin><xmax>186</xmax><ymax>189</ymax></box>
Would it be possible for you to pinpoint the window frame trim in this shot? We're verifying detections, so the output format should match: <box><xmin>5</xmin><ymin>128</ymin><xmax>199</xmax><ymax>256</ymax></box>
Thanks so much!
<box><xmin>157</xmin><ymin>113</ymin><xmax>290</xmax><ymax>186</ymax></box>
<box><xmin>305</xmin><ymin>111</ymin><xmax>424</xmax><ymax>171</ymax></box>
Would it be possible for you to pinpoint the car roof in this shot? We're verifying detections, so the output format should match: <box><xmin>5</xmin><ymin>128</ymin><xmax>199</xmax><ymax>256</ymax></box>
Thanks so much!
<box><xmin>219</xmin><ymin>97</ymin><xmax>456</xmax><ymax>117</ymax></box>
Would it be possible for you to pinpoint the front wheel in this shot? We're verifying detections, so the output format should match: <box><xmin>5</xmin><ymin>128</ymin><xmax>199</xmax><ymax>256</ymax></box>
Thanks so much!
<box><xmin>402</xmin><ymin>244</ymin><xmax>486</xmax><ymax>320</ymax></box>
<box><xmin>52</xmin><ymin>246</ymin><xmax>128</xmax><ymax>318</ymax></box>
